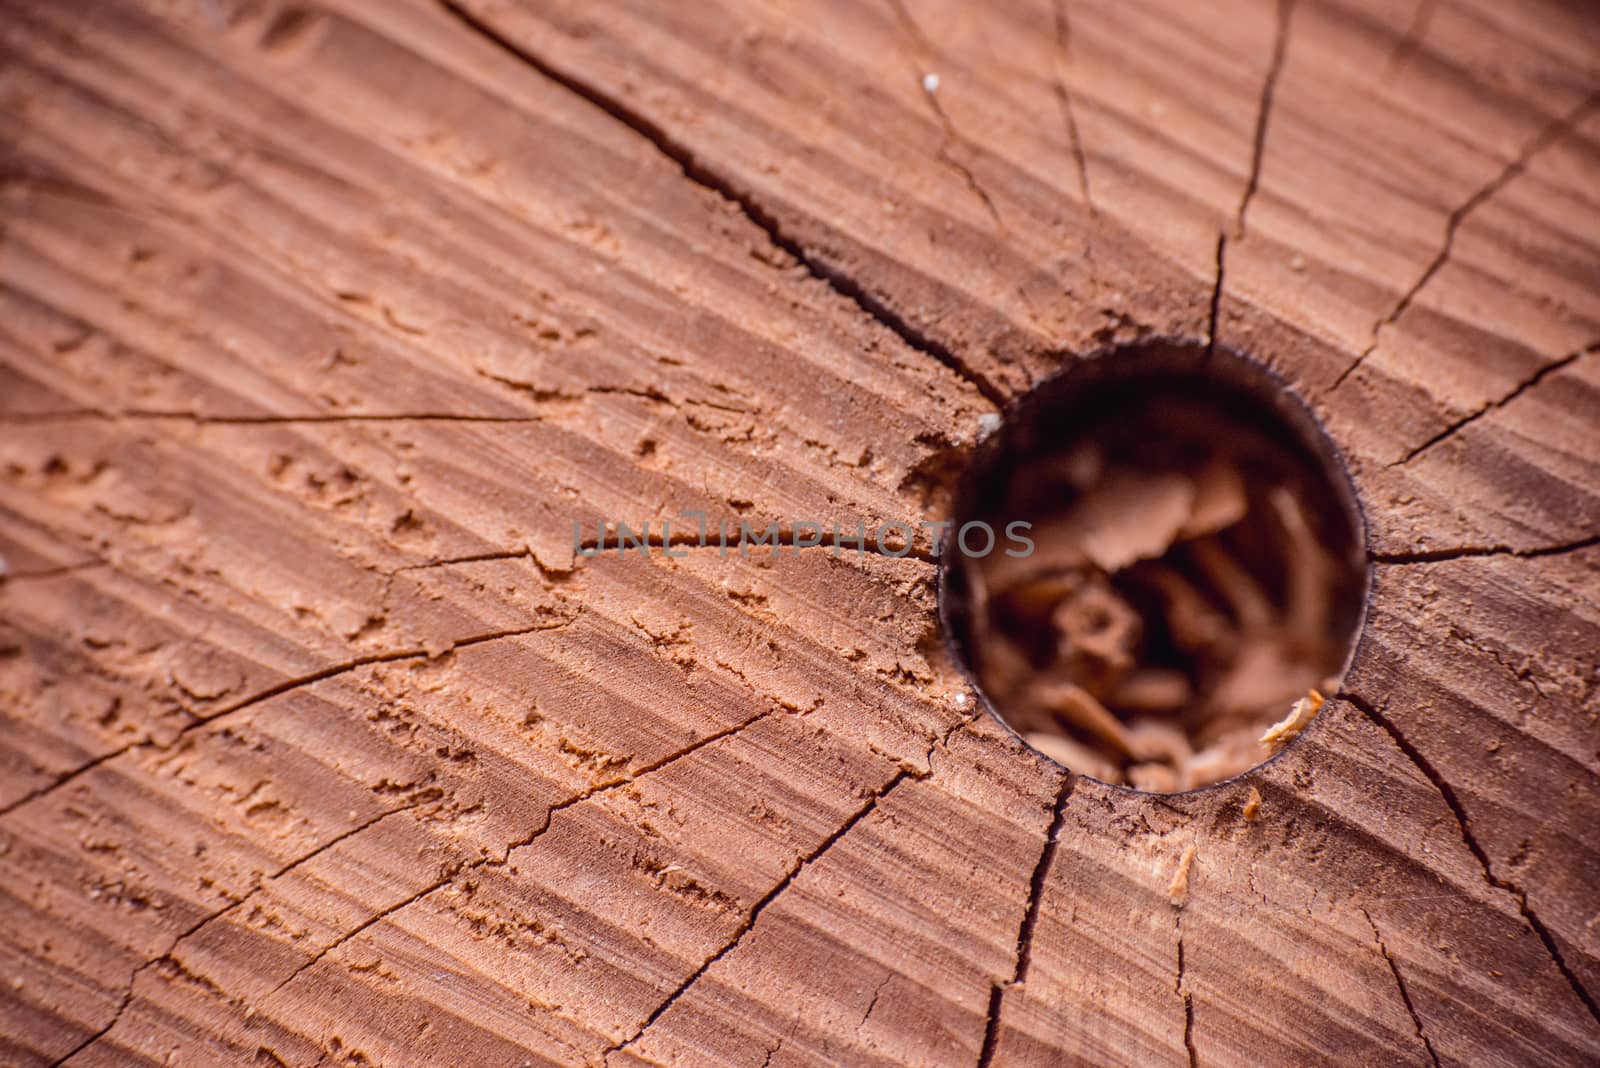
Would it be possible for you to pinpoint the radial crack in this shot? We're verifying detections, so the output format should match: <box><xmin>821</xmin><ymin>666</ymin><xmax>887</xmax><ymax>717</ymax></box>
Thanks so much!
<box><xmin>1346</xmin><ymin>692</ymin><xmax>1600</xmax><ymax>1024</ymax></box>
<box><xmin>1049</xmin><ymin>0</ymin><xmax>1094</xmax><ymax>219</ymax></box>
<box><xmin>262</xmin><ymin>702</ymin><xmax>787</xmax><ymax>1006</ymax></box>
<box><xmin>263</xmin><ymin>873</ymin><xmax>452</xmax><ymax>1000</ymax></box>
<box><xmin>45</xmin><ymin>884</ymin><xmax>252</xmax><ymax>1067</ymax></box>
<box><xmin>605</xmin><ymin>767</ymin><xmax>918</xmax><ymax>1062</ymax></box>
<box><xmin>1370</xmin><ymin>533</ymin><xmax>1600</xmax><ymax>565</ymax></box>
<box><xmin>48</xmin><ymin>993</ymin><xmax>129</xmax><ymax>1067</ymax></box>
<box><xmin>858</xmin><ymin>973</ymin><xmax>891</xmax><ymax>1032</ymax></box>
<box><xmin>1331</xmin><ymin>90</ymin><xmax>1600</xmax><ymax>392</ymax></box>
<box><xmin>1236</xmin><ymin>0</ymin><xmax>1294</xmax><ymax>236</ymax></box>
<box><xmin>40</xmin><ymin>615</ymin><xmax>705</xmax><ymax>1063</ymax></box>
<box><xmin>389</xmin><ymin>549</ymin><xmax>534</xmax><ymax>576</ymax></box>
<box><xmin>1176</xmin><ymin>912</ymin><xmax>1197</xmax><ymax>1068</ymax></box>
<box><xmin>133</xmin><ymin>794</ymin><xmax>437</xmax><ymax>997</ymax></box>
<box><xmin>0</xmin><ymin>409</ymin><xmax>549</xmax><ymax>426</ymax></box>
<box><xmin>436</xmin><ymin>0</ymin><xmax>1008</xmax><ymax>408</ymax></box>
<box><xmin>1206</xmin><ymin>232</ymin><xmax>1227</xmax><ymax>358</ymax></box>
<box><xmin>1393</xmin><ymin>344</ymin><xmax>1595</xmax><ymax>466</ymax></box>
<box><xmin>1362</xmin><ymin>908</ymin><xmax>1442</xmax><ymax>1068</ymax></box>
<box><xmin>71</xmin><ymin>830</ymin><xmax>494</xmax><ymax>1066</ymax></box>
<box><xmin>976</xmin><ymin>771</ymin><xmax>1075</xmax><ymax>1067</ymax></box>
<box><xmin>0</xmin><ymin>616</ymin><xmax>580</xmax><ymax>821</ymax></box>
<box><xmin>883</xmin><ymin>0</ymin><xmax>1010</xmax><ymax>238</ymax></box>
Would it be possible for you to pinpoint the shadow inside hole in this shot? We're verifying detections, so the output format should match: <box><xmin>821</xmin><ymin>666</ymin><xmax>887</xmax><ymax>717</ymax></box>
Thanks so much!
<box><xmin>941</xmin><ymin>339</ymin><xmax>1369</xmax><ymax>793</ymax></box>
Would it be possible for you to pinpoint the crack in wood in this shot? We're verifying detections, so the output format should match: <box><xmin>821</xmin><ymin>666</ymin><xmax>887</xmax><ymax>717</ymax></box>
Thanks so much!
<box><xmin>257</xmin><ymin>700</ymin><xmax>789</xmax><ymax>1010</ymax></box>
<box><xmin>1205</xmin><ymin>232</ymin><xmax>1226</xmax><ymax>358</ymax></box>
<box><xmin>976</xmin><ymin>770</ymin><xmax>1076</xmax><ymax>1067</ymax></box>
<box><xmin>44</xmin><ymin>881</ymin><xmax>253</xmax><ymax>1067</ymax></box>
<box><xmin>1392</xmin><ymin>344</ymin><xmax>1596</xmax><ymax>466</ymax></box>
<box><xmin>1370</xmin><ymin>533</ymin><xmax>1600</xmax><ymax>565</ymax></box>
<box><xmin>0</xmin><ymin>616</ymin><xmax>582</xmax><ymax>821</ymax></box>
<box><xmin>1216</xmin><ymin>0</ymin><xmax>1291</xmax><ymax>375</ymax></box>
<box><xmin>0</xmin><ymin>409</ymin><xmax>550</xmax><ymax>425</ymax></box>
<box><xmin>1</xmin><ymin>379</ymin><xmax>739</xmax><ymax>428</ymax></box>
<box><xmin>1050</xmin><ymin>0</ymin><xmax>1095</xmax><ymax>221</ymax></box>
<box><xmin>1346</xmin><ymin>692</ymin><xmax>1600</xmax><ymax>1025</ymax></box>
<box><xmin>604</xmin><ymin>767</ymin><xmax>920</xmax><ymax>1063</ymax></box>
<box><xmin>1330</xmin><ymin>90</ymin><xmax>1600</xmax><ymax>392</ymax></box>
<box><xmin>1012</xmin><ymin>775</ymin><xmax>1076</xmax><ymax>985</ymax></box>
<box><xmin>271</xmin><ymin>800</ymin><xmax>434</xmax><ymax>885</ymax></box>
<box><xmin>936</xmin><ymin>147</ymin><xmax>1010</xmax><ymax>240</ymax></box>
<box><xmin>884</xmin><ymin>0</ymin><xmax>1012</xmax><ymax>239</ymax></box>
<box><xmin>260</xmin><ymin>873</ymin><xmax>453</xmax><ymax>1003</ymax></box>
<box><xmin>436</xmin><ymin>0</ymin><xmax>1009</xmax><ymax>410</ymax></box>
<box><xmin>1176</xmin><ymin>911</ymin><xmax>1198</xmax><ymax>1068</ymax></box>
<box><xmin>388</xmin><ymin>550</ymin><xmax>536</xmax><ymax>577</ymax></box>
<box><xmin>9</xmin><ymin>2</ymin><xmax>1595</xmax><ymax>1061</ymax></box>
<box><xmin>1236</xmin><ymin>0</ymin><xmax>1294</xmax><ymax>236</ymax></box>
<box><xmin>131</xmin><ymin>793</ymin><xmax>440</xmax><ymax>1009</ymax></box>
<box><xmin>858</xmin><ymin>972</ymin><xmax>892</xmax><ymax>1033</ymax></box>
<box><xmin>1362</xmin><ymin>908</ymin><xmax>1442</xmax><ymax>1068</ymax></box>
<box><xmin>21</xmin><ymin>524</ymin><xmax>955</xmax><ymax>1062</ymax></box>
<box><xmin>759</xmin><ymin>1018</ymin><xmax>799</xmax><ymax>1068</ymax></box>
<box><xmin>51</xmin><ymin>795</ymin><xmax>432</xmax><ymax>1063</ymax></box>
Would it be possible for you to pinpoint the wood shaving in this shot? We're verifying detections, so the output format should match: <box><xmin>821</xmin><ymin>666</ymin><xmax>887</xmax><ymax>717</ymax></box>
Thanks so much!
<box><xmin>1036</xmin><ymin>681</ymin><xmax>1138</xmax><ymax>759</ymax></box>
<box><xmin>1024</xmin><ymin>731</ymin><xmax>1119</xmax><ymax>781</ymax></box>
<box><xmin>1064</xmin><ymin>469</ymin><xmax>1195</xmax><ymax>572</ymax></box>
<box><xmin>1269</xmin><ymin>487</ymin><xmax>1335</xmax><ymax>652</ymax></box>
<box><xmin>1190</xmin><ymin>537</ymin><xmax>1273</xmax><ymax>630</ymax></box>
<box><xmin>1144</xmin><ymin>564</ymin><xmax>1233</xmax><ymax>654</ymax></box>
<box><xmin>1179</xmin><ymin>462</ymin><xmax>1248</xmax><ymax>539</ymax></box>
<box><xmin>1168</xmin><ymin>843</ymin><xmax>1196</xmax><ymax>906</ymax></box>
<box><xmin>1260</xmin><ymin>689</ymin><xmax>1326</xmax><ymax>754</ymax></box>
<box><xmin>1243</xmin><ymin>786</ymin><xmax>1263</xmax><ymax>821</ymax></box>
<box><xmin>1110</xmin><ymin>668</ymin><xmax>1191</xmax><ymax>713</ymax></box>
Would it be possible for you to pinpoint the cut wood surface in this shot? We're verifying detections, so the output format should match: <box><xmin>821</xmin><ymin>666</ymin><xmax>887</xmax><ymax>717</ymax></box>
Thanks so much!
<box><xmin>1</xmin><ymin>0</ymin><xmax>1597</xmax><ymax>1064</ymax></box>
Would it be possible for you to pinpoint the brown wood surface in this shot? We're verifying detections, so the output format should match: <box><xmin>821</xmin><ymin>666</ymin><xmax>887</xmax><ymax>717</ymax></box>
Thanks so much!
<box><xmin>1</xmin><ymin>0</ymin><xmax>1598</xmax><ymax>1064</ymax></box>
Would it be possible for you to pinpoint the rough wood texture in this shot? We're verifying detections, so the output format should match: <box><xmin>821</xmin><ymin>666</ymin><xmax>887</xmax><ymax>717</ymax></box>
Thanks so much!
<box><xmin>1</xmin><ymin>0</ymin><xmax>1597</xmax><ymax>1064</ymax></box>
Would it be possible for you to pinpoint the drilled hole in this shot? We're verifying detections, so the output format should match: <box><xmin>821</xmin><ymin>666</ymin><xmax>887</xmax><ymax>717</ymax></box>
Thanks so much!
<box><xmin>942</xmin><ymin>339</ymin><xmax>1368</xmax><ymax>792</ymax></box>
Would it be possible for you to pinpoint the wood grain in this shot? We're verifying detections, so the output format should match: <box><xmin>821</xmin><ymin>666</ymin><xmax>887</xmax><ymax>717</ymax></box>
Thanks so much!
<box><xmin>1</xmin><ymin>0</ymin><xmax>1596</xmax><ymax>1064</ymax></box>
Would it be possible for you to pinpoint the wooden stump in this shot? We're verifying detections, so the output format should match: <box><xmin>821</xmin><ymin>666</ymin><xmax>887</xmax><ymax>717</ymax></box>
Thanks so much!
<box><xmin>1</xmin><ymin>0</ymin><xmax>1597</xmax><ymax>1064</ymax></box>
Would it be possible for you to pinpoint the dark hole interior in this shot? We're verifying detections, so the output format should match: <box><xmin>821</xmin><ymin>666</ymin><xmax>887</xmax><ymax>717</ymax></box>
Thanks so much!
<box><xmin>942</xmin><ymin>340</ymin><xmax>1369</xmax><ymax>792</ymax></box>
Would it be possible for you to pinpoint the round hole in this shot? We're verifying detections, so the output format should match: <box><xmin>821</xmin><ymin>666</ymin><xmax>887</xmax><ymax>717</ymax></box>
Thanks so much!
<box><xmin>940</xmin><ymin>339</ymin><xmax>1369</xmax><ymax>792</ymax></box>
